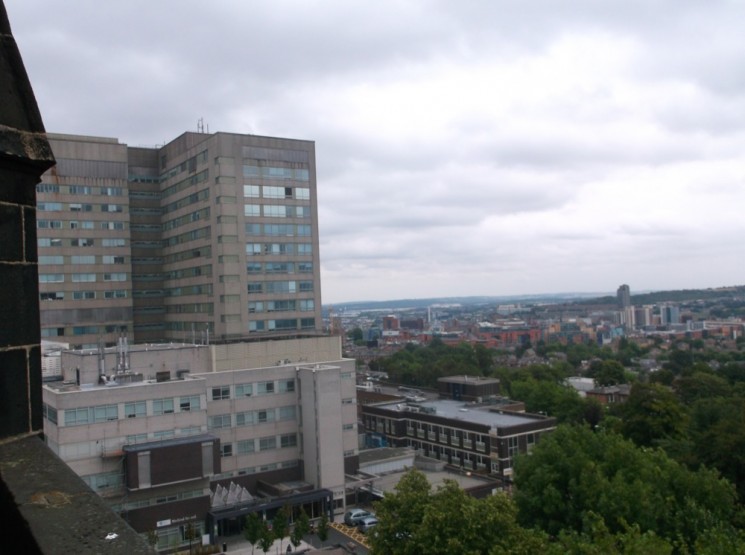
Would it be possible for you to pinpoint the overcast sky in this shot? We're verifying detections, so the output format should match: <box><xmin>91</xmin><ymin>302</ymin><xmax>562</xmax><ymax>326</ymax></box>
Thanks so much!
<box><xmin>7</xmin><ymin>1</ymin><xmax>745</xmax><ymax>304</ymax></box>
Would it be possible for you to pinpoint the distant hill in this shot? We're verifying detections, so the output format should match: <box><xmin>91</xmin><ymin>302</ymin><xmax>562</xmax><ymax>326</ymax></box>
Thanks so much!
<box><xmin>630</xmin><ymin>285</ymin><xmax>745</xmax><ymax>305</ymax></box>
<box><xmin>327</xmin><ymin>292</ymin><xmax>609</xmax><ymax>312</ymax></box>
<box><xmin>327</xmin><ymin>285</ymin><xmax>745</xmax><ymax>312</ymax></box>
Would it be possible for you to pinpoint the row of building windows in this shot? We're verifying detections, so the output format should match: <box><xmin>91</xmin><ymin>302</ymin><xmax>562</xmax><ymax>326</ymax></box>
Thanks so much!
<box><xmin>41</xmin><ymin>323</ymin><xmax>127</xmax><ymax>338</ymax></box>
<box><xmin>248</xmin><ymin>318</ymin><xmax>316</xmax><ymax>332</ymax></box>
<box><xmin>245</xmin><ymin>223</ymin><xmax>312</xmax><ymax>237</ymax></box>
<box><xmin>245</xmin><ymin>243</ymin><xmax>313</xmax><ymax>257</ymax></box>
<box><xmin>38</xmin><ymin>220</ymin><xmax>126</xmax><ymax>230</ymax></box>
<box><xmin>165</xmin><ymin>303</ymin><xmax>214</xmax><ymax>315</ymax></box>
<box><xmin>163</xmin><ymin>207</ymin><xmax>210</xmax><ymax>231</ymax></box>
<box><xmin>406</xmin><ymin>440</ymin><xmax>492</xmax><ymax>472</ymax></box>
<box><xmin>210</xmin><ymin>379</ymin><xmax>295</xmax><ymax>401</ymax></box>
<box><xmin>162</xmin><ymin>188</ymin><xmax>209</xmax><ymax>214</ymax></box>
<box><xmin>40</xmin><ymin>289</ymin><xmax>128</xmax><ymax>301</ymax></box>
<box><xmin>220</xmin><ymin>433</ymin><xmax>298</xmax><ymax>458</ymax></box>
<box><xmin>164</xmin><ymin>284</ymin><xmax>213</xmax><ymax>297</ymax></box>
<box><xmin>247</xmin><ymin>281</ymin><xmax>314</xmax><ymax>294</ymax></box>
<box><xmin>37</xmin><ymin>202</ymin><xmax>126</xmax><ymax>212</ymax></box>
<box><xmin>242</xmin><ymin>165</ymin><xmax>309</xmax><ymax>181</ymax></box>
<box><xmin>163</xmin><ymin>246</ymin><xmax>211</xmax><ymax>264</ymax></box>
<box><xmin>163</xmin><ymin>264</ymin><xmax>212</xmax><ymax>280</ymax></box>
<box><xmin>39</xmin><ymin>273</ymin><xmax>127</xmax><ymax>283</ymax></box>
<box><xmin>163</xmin><ymin>226</ymin><xmax>210</xmax><ymax>247</ymax></box>
<box><xmin>161</xmin><ymin>168</ymin><xmax>209</xmax><ymax>198</ymax></box>
<box><xmin>160</xmin><ymin>150</ymin><xmax>208</xmax><ymax>182</ymax></box>
<box><xmin>209</xmin><ymin>405</ymin><xmax>296</xmax><ymax>429</ymax></box>
<box><xmin>242</xmin><ymin>185</ymin><xmax>310</xmax><ymax>200</ymax></box>
<box><xmin>247</xmin><ymin>262</ymin><xmax>313</xmax><ymax>275</ymax></box>
<box><xmin>248</xmin><ymin>300</ymin><xmax>315</xmax><ymax>313</ymax></box>
<box><xmin>38</xmin><ymin>255</ymin><xmax>126</xmax><ymax>265</ymax></box>
<box><xmin>244</xmin><ymin>204</ymin><xmax>311</xmax><ymax>219</ymax></box>
<box><xmin>38</xmin><ymin>237</ymin><xmax>127</xmax><ymax>248</ymax></box>
<box><xmin>44</xmin><ymin>396</ymin><xmax>202</xmax><ymax>426</ymax></box>
<box><xmin>37</xmin><ymin>183</ymin><xmax>125</xmax><ymax>196</ymax></box>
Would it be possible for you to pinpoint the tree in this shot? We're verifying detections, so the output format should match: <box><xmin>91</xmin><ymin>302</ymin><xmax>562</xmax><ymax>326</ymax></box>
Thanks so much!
<box><xmin>588</xmin><ymin>360</ymin><xmax>627</xmax><ymax>386</ymax></box>
<box><xmin>371</xmin><ymin>469</ymin><xmax>431</xmax><ymax>555</ymax></box>
<box><xmin>244</xmin><ymin>513</ymin><xmax>265</xmax><ymax>555</ymax></box>
<box><xmin>291</xmin><ymin>508</ymin><xmax>310</xmax><ymax>549</ymax></box>
<box><xmin>316</xmin><ymin>512</ymin><xmax>329</xmax><ymax>544</ymax></box>
<box><xmin>674</xmin><ymin>372</ymin><xmax>730</xmax><ymax>404</ymax></box>
<box><xmin>550</xmin><ymin>511</ymin><xmax>674</xmax><ymax>554</ymax></box>
<box><xmin>509</xmin><ymin>378</ymin><xmax>585</xmax><ymax>424</ymax></box>
<box><xmin>184</xmin><ymin>522</ymin><xmax>198</xmax><ymax>555</ymax></box>
<box><xmin>513</xmin><ymin>424</ymin><xmax>740</xmax><ymax>551</ymax></box>
<box><xmin>370</xmin><ymin>469</ymin><xmax>548</xmax><ymax>555</ymax></box>
<box><xmin>272</xmin><ymin>505</ymin><xmax>290</xmax><ymax>553</ymax></box>
<box><xmin>620</xmin><ymin>383</ymin><xmax>687</xmax><ymax>447</ymax></box>
<box><xmin>258</xmin><ymin>524</ymin><xmax>275</xmax><ymax>554</ymax></box>
<box><xmin>348</xmin><ymin>327</ymin><xmax>364</xmax><ymax>343</ymax></box>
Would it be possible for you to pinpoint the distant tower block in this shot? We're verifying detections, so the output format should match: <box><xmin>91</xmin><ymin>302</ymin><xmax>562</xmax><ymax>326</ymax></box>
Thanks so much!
<box><xmin>617</xmin><ymin>284</ymin><xmax>631</xmax><ymax>308</ymax></box>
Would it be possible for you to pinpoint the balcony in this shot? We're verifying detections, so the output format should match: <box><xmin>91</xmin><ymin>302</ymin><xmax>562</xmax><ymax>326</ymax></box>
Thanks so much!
<box><xmin>463</xmin><ymin>439</ymin><xmax>473</xmax><ymax>449</ymax></box>
<box><xmin>475</xmin><ymin>441</ymin><xmax>486</xmax><ymax>452</ymax></box>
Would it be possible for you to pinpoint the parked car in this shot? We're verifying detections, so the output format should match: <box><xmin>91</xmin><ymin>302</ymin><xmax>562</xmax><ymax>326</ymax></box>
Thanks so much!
<box><xmin>344</xmin><ymin>508</ymin><xmax>373</xmax><ymax>526</ymax></box>
<box><xmin>357</xmin><ymin>516</ymin><xmax>379</xmax><ymax>533</ymax></box>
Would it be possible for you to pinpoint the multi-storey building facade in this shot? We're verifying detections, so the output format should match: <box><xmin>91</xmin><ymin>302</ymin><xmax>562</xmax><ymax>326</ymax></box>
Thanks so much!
<box><xmin>36</xmin><ymin>131</ymin><xmax>322</xmax><ymax>348</ymax></box>
<box><xmin>42</xmin><ymin>336</ymin><xmax>357</xmax><ymax>551</ymax></box>
<box><xmin>361</xmin><ymin>397</ymin><xmax>556</xmax><ymax>480</ymax></box>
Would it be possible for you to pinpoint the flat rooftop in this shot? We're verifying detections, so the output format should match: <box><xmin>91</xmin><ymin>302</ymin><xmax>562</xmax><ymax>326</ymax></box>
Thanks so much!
<box><xmin>375</xmin><ymin>399</ymin><xmax>544</xmax><ymax>429</ymax></box>
<box><xmin>43</xmin><ymin>373</ymin><xmax>204</xmax><ymax>393</ymax></box>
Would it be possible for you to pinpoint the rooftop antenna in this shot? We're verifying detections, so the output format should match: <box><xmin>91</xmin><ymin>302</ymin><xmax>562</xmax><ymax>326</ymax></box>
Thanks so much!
<box><xmin>197</xmin><ymin>117</ymin><xmax>204</xmax><ymax>133</ymax></box>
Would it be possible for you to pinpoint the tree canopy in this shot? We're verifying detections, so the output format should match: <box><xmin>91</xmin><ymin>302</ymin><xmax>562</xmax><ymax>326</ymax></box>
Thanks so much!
<box><xmin>513</xmin><ymin>425</ymin><xmax>743</xmax><ymax>551</ymax></box>
<box><xmin>369</xmin><ymin>469</ymin><xmax>546</xmax><ymax>555</ymax></box>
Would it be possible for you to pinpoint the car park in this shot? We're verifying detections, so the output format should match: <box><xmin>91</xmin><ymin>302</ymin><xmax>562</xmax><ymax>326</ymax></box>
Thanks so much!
<box><xmin>344</xmin><ymin>508</ymin><xmax>374</xmax><ymax>526</ymax></box>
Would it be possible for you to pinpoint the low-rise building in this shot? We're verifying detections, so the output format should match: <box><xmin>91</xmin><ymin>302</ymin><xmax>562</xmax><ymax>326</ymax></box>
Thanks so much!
<box><xmin>42</xmin><ymin>335</ymin><xmax>357</xmax><ymax>551</ymax></box>
<box><xmin>360</xmin><ymin>395</ymin><xmax>556</xmax><ymax>481</ymax></box>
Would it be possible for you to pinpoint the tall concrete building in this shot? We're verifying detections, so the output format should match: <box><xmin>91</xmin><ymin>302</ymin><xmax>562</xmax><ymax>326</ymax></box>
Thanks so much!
<box><xmin>36</xmin><ymin>132</ymin><xmax>322</xmax><ymax>348</ymax></box>
<box><xmin>616</xmin><ymin>284</ymin><xmax>631</xmax><ymax>308</ymax></box>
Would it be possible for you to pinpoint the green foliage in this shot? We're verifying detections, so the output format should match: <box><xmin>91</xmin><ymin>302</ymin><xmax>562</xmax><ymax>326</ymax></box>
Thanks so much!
<box><xmin>291</xmin><ymin>508</ymin><xmax>310</xmax><ymax>548</ymax></box>
<box><xmin>513</xmin><ymin>425</ymin><xmax>740</xmax><ymax>551</ymax></box>
<box><xmin>509</xmin><ymin>377</ymin><xmax>586</xmax><ymax>424</ymax></box>
<box><xmin>674</xmin><ymin>372</ymin><xmax>730</xmax><ymax>404</ymax></box>
<box><xmin>549</xmin><ymin>512</ymin><xmax>674</xmax><ymax>554</ymax></box>
<box><xmin>587</xmin><ymin>360</ymin><xmax>628</xmax><ymax>386</ymax></box>
<box><xmin>377</xmin><ymin>340</ymin><xmax>492</xmax><ymax>387</ymax></box>
<box><xmin>316</xmin><ymin>512</ymin><xmax>329</xmax><ymax>542</ymax></box>
<box><xmin>620</xmin><ymin>383</ymin><xmax>687</xmax><ymax>447</ymax></box>
<box><xmin>272</xmin><ymin>505</ymin><xmax>290</xmax><ymax>551</ymax></box>
<box><xmin>370</xmin><ymin>469</ymin><xmax>548</xmax><ymax>555</ymax></box>
<box><xmin>244</xmin><ymin>513</ymin><xmax>265</xmax><ymax>554</ymax></box>
<box><xmin>348</xmin><ymin>327</ymin><xmax>364</xmax><ymax>342</ymax></box>
<box><xmin>686</xmin><ymin>395</ymin><xmax>745</xmax><ymax>503</ymax></box>
<box><xmin>257</xmin><ymin>524</ymin><xmax>274</xmax><ymax>553</ymax></box>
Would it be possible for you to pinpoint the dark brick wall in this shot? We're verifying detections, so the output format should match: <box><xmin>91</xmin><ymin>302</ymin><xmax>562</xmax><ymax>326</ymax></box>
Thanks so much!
<box><xmin>0</xmin><ymin>1</ymin><xmax>55</xmax><ymax>439</ymax></box>
<box><xmin>125</xmin><ymin>440</ymin><xmax>220</xmax><ymax>489</ymax></box>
